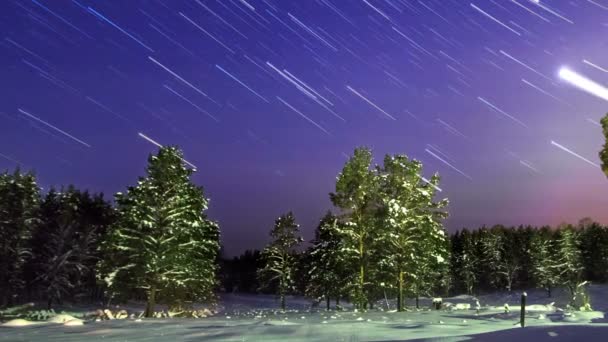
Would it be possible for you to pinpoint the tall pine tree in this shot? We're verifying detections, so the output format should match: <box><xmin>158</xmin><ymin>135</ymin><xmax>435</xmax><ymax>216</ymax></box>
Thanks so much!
<box><xmin>376</xmin><ymin>154</ymin><xmax>449</xmax><ymax>311</ymax></box>
<box><xmin>330</xmin><ymin>147</ymin><xmax>379</xmax><ymax>309</ymax></box>
<box><xmin>98</xmin><ymin>147</ymin><xmax>219</xmax><ymax>317</ymax></box>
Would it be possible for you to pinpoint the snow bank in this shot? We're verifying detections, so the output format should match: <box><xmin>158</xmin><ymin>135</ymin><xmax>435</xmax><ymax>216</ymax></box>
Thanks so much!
<box><xmin>2</xmin><ymin>319</ymin><xmax>38</xmax><ymax>327</ymax></box>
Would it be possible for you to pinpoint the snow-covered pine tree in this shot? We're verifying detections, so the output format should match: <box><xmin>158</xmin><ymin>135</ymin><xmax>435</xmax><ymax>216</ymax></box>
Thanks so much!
<box><xmin>330</xmin><ymin>147</ymin><xmax>379</xmax><ymax>310</ymax></box>
<box><xmin>257</xmin><ymin>212</ymin><xmax>303</xmax><ymax>311</ymax></box>
<box><xmin>98</xmin><ymin>147</ymin><xmax>220</xmax><ymax>317</ymax></box>
<box><xmin>0</xmin><ymin>169</ymin><xmax>40</xmax><ymax>307</ymax></box>
<box><xmin>555</xmin><ymin>227</ymin><xmax>583</xmax><ymax>298</ymax></box>
<box><xmin>306</xmin><ymin>211</ymin><xmax>346</xmax><ymax>310</ymax></box>
<box><xmin>375</xmin><ymin>154</ymin><xmax>449</xmax><ymax>311</ymax></box>
<box><xmin>530</xmin><ymin>227</ymin><xmax>559</xmax><ymax>297</ymax></box>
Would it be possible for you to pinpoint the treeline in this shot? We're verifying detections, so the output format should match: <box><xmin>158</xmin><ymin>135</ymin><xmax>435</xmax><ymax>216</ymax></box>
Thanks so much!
<box><xmin>0</xmin><ymin>170</ymin><xmax>114</xmax><ymax>309</ymax></box>
<box><xmin>0</xmin><ymin>147</ymin><xmax>220</xmax><ymax>316</ymax></box>
<box><xmin>3</xmin><ymin>144</ymin><xmax>608</xmax><ymax>315</ymax></box>
<box><xmin>221</xmin><ymin>220</ymin><xmax>608</xmax><ymax>310</ymax></box>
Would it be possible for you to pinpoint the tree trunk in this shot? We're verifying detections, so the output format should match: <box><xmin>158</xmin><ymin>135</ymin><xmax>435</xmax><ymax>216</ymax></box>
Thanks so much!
<box><xmin>145</xmin><ymin>285</ymin><xmax>156</xmax><ymax>318</ymax></box>
<box><xmin>336</xmin><ymin>297</ymin><xmax>340</xmax><ymax>306</ymax></box>
<box><xmin>280</xmin><ymin>292</ymin><xmax>286</xmax><ymax>311</ymax></box>
<box><xmin>326</xmin><ymin>294</ymin><xmax>330</xmax><ymax>311</ymax></box>
<box><xmin>547</xmin><ymin>287</ymin><xmax>552</xmax><ymax>298</ymax></box>
<box><xmin>415</xmin><ymin>295</ymin><xmax>419</xmax><ymax>309</ymax></box>
<box><xmin>397</xmin><ymin>271</ymin><xmax>404</xmax><ymax>312</ymax></box>
<box><xmin>359</xmin><ymin>235</ymin><xmax>365</xmax><ymax>310</ymax></box>
<box><xmin>47</xmin><ymin>297</ymin><xmax>53</xmax><ymax>310</ymax></box>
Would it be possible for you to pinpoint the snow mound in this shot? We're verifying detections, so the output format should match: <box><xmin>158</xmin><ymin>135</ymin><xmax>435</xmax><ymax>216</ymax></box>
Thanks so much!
<box><xmin>452</xmin><ymin>303</ymin><xmax>471</xmax><ymax>310</ymax></box>
<box><xmin>263</xmin><ymin>320</ymin><xmax>299</xmax><ymax>326</ymax></box>
<box><xmin>63</xmin><ymin>319</ymin><xmax>84</xmax><ymax>326</ymax></box>
<box><xmin>562</xmin><ymin>311</ymin><xmax>604</xmax><ymax>323</ymax></box>
<box><xmin>48</xmin><ymin>314</ymin><xmax>79</xmax><ymax>324</ymax></box>
<box><xmin>526</xmin><ymin>304</ymin><xmax>555</xmax><ymax>312</ymax></box>
<box><xmin>2</xmin><ymin>319</ymin><xmax>37</xmax><ymax>327</ymax></box>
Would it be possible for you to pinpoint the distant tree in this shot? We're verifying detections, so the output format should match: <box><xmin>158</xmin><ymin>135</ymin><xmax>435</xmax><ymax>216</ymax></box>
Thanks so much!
<box><xmin>330</xmin><ymin>147</ymin><xmax>379</xmax><ymax>310</ymax></box>
<box><xmin>455</xmin><ymin>229</ymin><xmax>478</xmax><ymax>295</ymax></box>
<box><xmin>98</xmin><ymin>147</ymin><xmax>220</xmax><ymax>317</ymax></box>
<box><xmin>599</xmin><ymin>113</ymin><xmax>608</xmax><ymax>177</ymax></box>
<box><xmin>579</xmin><ymin>222</ymin><xmax>608</xmax><ymax>283</ymax></box>
<box><xmin>530</xmin><ymin>228</ymin><xmax>559</xmax><ymax>297</ymax></box>
<box><xmin>257</xmin><ymin>212</ymin><xmax>302</xmax><ymax>311</ymax></box>
<box><xmin>306</xmin><ymin>212</ymin><xmax>345</xmax><ymax>310</ymax></box>
<box><xmin>480</xmin><ymin>227</ymin><xmax>521</xmax><ymax>292</ymax></box>
<box><xmin>555</xmin><ymin>227</ymin><xmax>583</xmax><ymax>297</ymax></box>
<box><xmin>220</xmin><ymin>250</ymin><xmax>263</xmax><ymax>293</ymax></box>
<box><xmin>0</xmin><ymin>169</ymin><xmax>40</xmax><ymax>307</ymax></box>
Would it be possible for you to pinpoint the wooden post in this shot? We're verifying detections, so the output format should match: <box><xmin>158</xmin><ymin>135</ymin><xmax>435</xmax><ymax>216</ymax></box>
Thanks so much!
<box><xmin>520</xmin><ymin>292</ymin><xmax>527</xmax><ymax>328</ymax></box>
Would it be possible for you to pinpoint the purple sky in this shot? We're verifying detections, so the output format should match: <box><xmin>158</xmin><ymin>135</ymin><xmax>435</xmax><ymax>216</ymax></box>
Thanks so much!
<box><xmin>2</xmin><ymin>0</ymin><xmax>608</xmax><ymax>256</ymax></box>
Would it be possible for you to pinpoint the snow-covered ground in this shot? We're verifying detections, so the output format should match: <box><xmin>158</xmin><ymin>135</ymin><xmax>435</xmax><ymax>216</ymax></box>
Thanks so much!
<box><xmin>2</xmin><ymin>285</ymin><xmax>608</xmax><ymax>341</ymax></box>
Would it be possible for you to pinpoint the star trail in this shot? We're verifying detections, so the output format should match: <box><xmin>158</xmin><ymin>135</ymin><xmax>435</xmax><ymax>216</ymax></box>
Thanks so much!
<box><xmin>2</xmin><ymin>0</ymin><xmax>608</xmax><ymax>256</ymax></box>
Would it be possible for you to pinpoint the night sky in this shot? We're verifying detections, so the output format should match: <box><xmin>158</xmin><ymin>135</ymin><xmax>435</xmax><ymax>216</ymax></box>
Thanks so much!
<box><xmin>2</xmin><ymin>0</ymin><xmax>608</xmax><ymax>256</ymax></box>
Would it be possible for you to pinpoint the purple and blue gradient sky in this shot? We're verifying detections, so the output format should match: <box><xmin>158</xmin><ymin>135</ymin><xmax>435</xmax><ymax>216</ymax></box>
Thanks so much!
<box><xmin>1</xmin><ymin>0</ymin><xmax>608</xmax><ymax>255</ymax></box>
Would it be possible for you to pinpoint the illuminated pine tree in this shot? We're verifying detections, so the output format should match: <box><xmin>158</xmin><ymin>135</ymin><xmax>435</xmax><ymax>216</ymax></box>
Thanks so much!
<box><xmin>98</xmin><ymin>147</ymin><xmax>220</xmax><ymax>317</ymax></box>
<box><xmin>330</xmin><ymin>147</ymin><xmax>379</xmax><ymax>310</ymax></box>
<box><xmin>375</xmin><ymin>154</ymin><xmax>449</xmax><ymax>311</ymax></box>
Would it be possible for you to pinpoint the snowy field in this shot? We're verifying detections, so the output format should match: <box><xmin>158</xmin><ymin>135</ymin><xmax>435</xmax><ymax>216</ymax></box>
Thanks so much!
<box><xmin>2</xmin><ymin>285</ymin><xmax>608</xmax><ymax>341</ymax></box>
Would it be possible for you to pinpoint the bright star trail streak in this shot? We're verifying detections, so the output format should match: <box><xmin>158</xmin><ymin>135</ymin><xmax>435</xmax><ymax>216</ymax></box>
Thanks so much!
<box><xmin>148</xmin><ymin>56</ymin><xmax>208</xmax><ymax>97</ymax></box>
<box><xmin>137</xmin><ymin>132</ymin><xmax>198</xmax><ymax>170</ymax></box>
<box><xmin>419</xmin><ymin>175</ymin><xmax>443</xmax><ymax>192</ymax></box>
<box><xmin>588</xmin><ymin>0</ymin><xmax>608</xmax><ymax>10</ymax></box>
<box><xmin>87</xmin><ymin>7</ymin><xmax>153</xmax><ymax>52</ymax></box>
<box><xmin>195</xmin><ymin>0</ymin><xmax>248</xmax><ymax>39</ymax></box>
<box><xmin>436</xmin><ymin>119</ymin><xmax>470</xmax><ymax>140</ymax></box>
<box><xmin>587</xmin><ymin>118</ymin><xmax>602</xmax><ymax>127</ymax></box>
<box><xmin>215</xmin><ymin>65</ymin><xmax>269</xmax><ymax>103</ymax></box>
<box><xmin>282</xmin><ymin>70</ymin><xmax>334</xmax><ymax>106</ymax></box>
<box><xmin>85</xmin><ymin>96</ymin><xmax>131</xmax><ymax>123</ymax></box>
<box><xmin>477</xmin><ymin>97</ymin><xmax>528</xmax><ymax>128</ymax></box>
<box><xmin>509</xmin><ymin>0</ymin><xmax>551</xmax><ymax>23</ymax></box>
<box><xmin>391</xmin><ymin>27</ymin><xmax>435</xmax><ymax>58</ymax></box>
<box><xmin>276</xmin><ymin>97</ymin><xmax>331</xmax><ymax>136</ymax></box>
<box><xmin>0</xmin><ymin>152</ymin><xmax>22</xmax><ymax>165</ymax></box>
<box><xmin>163</xmin><ymin>85</ymin><xmax>219</xmax><ymax>122</ymax></box>
<box><xmin>148</xmin><ymin>24</ymin><xmax>194</xmax><ymax>57</ymax></box>
<box><xmin>583</xmin><ymin>59</ymin><xmax>608</xmax><ymax>73</ymax></box>
<box><xmin>533</xmin><ymin>1</ymin><xmax>574</xmax><ymax>24</ymax></box>
<box><xmin>346</xmin><ymin>85</ymin><xmax>397</xmax><ymax>120</ymax></box>
<box><xmin>17</xmin><ymin>108</ymin><xmax>91</xmax><ymax>148</ymax></box>
<box><xmin>520</xmin><ymin>160</ymin><xmax>541</xmax><ymax>174</ymax></box>
<box><xmin>31</xmin><ymin>0</ymin><xmax>93</xmax><ymax>39</ymax></box>
<box><xmin>4</xmin><ymin>37</ymin><xmax>50</xmax><ymax>65</ymax></box>
<box><xmin>179</xmin><ymin>12</ymin><xmax>235</xmax><ymax>54</ymax></box>
<box><xmin>470</xmin><ymin>3</ymin><xmax>521</xmax><ymax>36</ymax></box>
<box><xmin>362</xmin><ymin>0</ymin><xmax>392</xmax><ymax>21</ymax></box>
<box><xmin>287</xmin><ymin>13</ymin><xmax>338</xmax><ymax>51</ymax></box>
<box><xmin>499</xmin><ymin>50</ymin><xmax>552</xmax><ymax>82</ymax></box>
<box><xmin>425</xmin><ymin>148</ymin><xmax>472</xmax><ymax>180</ymax></box>
<box><xmin>551</xmin><ymin>140</ymin><xmax>600</xmax><ymax>169</ymax></box>
<box><xmin>521</xmin><ymin>78</ymin><xmax>567</xmax><ymax>104</ymax></box>
<box><xmin>559</xmin><ymin>67</ymin><xmax>608</xmax><ymax>102</ymax></box>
